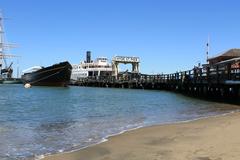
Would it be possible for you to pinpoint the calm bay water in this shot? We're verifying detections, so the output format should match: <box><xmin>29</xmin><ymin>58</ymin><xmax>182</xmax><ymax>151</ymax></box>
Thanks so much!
<box><xmin>0</xmin><ymin>84</ymin><xmax>239</xmax><ymax>159</ymax></box>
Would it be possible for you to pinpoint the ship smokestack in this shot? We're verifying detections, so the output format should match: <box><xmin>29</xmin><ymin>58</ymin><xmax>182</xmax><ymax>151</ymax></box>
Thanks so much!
<box><xmin>86</xmin><ymin>51</ymin><xmax>91</xmax><ymax>63</ymax></box>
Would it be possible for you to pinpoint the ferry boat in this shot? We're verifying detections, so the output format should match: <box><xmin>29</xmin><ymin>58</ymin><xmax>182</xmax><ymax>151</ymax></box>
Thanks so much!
<box><xmin>71</xmin><ymin>51</ymin><xmax>112</xmax><ymax>80</ymax></box>
<box><xmin>21</xmin><ymin>61</ymin><xmax>72</xmax><ymax>87</ymax></box>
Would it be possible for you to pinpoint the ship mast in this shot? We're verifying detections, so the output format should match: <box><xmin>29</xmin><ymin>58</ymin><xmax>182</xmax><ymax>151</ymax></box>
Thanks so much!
<box><xmin>0</xmin><ymin>12</ymin><xmax>4</xmax><ymax>70</ymax></box>
<box><xmin>0</xmin><ymin>12</ymin><xmax>18</xmax><ymax>79</ymax></box>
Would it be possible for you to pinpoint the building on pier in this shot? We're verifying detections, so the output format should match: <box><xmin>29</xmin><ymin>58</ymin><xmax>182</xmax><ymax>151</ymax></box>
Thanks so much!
<box><xmin>208</xmin><ymin>49</ymin><xmax>240</xmax><ymax>66</ymax></box>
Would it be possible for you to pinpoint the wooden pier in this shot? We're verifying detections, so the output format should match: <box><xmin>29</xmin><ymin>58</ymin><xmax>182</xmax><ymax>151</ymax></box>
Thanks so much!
<box><xmin>70</xmin><ymin>65</ymin><xmax>240</xmax><ymax>99</ymax></box>
<box><xmin>70</xmin><ymin>49</ymin><xmax>240</xmax><ymax>100</ymax></box>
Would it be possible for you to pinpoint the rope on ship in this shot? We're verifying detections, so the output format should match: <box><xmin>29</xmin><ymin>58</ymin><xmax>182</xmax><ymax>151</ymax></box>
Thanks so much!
<box><xmin>28</xmin><ymin>69</ymin><xmax>63</xmax><ymax>84</ymax></box>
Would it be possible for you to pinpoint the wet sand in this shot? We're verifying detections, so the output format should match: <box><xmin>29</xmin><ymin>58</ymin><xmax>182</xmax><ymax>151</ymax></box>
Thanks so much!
<box><xmin>44</xmin><ymin>112</ymin><xmax>240</xmax><ymax>160</ymax></box>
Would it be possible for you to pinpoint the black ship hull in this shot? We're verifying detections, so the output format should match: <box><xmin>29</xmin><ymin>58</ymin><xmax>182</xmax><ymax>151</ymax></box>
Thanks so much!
<box><xmin>21</xmin><ymin>61</ymin><xmax>72</xmax><ymax>87</ymax></box>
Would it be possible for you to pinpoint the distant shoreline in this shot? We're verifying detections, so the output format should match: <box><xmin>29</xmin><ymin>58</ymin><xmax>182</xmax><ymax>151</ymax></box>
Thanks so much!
<box><xmin>43</xmin><ymin>111</ymin><xmax>240</xmax><ymax>160</ymax></box>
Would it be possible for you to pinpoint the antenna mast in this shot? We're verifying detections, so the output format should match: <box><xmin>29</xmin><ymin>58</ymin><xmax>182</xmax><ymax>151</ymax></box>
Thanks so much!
<box><xmin>206</xmin><ymin>36</ymin><xmax>210</xmax><ymax>63</ymax></box>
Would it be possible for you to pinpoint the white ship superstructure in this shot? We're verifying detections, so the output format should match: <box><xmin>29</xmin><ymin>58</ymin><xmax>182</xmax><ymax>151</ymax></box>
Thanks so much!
<box><xmin>71</xmin><ymin>51</ymin><xmax>112</xmax><ymax>80</ymax></box>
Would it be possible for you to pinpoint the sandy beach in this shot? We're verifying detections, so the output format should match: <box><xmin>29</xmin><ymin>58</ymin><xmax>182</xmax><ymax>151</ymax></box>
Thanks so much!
<box><xmin>44</xmin><ymin>112</ymin><xmax>240</xmax><ymax>160</ymax></box>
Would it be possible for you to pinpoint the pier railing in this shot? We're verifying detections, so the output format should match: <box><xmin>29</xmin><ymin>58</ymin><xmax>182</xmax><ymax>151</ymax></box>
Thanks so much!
<box><xmin>138</xmin><ymin>66</ymin><xmax>240</xmax><ymax>85</ymax></box>
<box><xmin>70</xmin><ymin>63</ymin><xmax>240</xmax><ymax>99</ymax></box>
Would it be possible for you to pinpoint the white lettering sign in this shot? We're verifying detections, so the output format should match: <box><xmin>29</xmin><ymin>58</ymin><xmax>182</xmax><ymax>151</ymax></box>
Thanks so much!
<box><xmin>113</xmin><ymin>56</ymin><xmax>140</xmax><ymax>63</ymax></box>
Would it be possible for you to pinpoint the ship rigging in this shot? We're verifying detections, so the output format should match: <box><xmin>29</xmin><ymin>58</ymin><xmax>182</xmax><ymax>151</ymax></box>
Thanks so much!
<box><xmin>0</xmin><ymin>12</ymin><xmax>19</xmax><ymax>80</ymax></box>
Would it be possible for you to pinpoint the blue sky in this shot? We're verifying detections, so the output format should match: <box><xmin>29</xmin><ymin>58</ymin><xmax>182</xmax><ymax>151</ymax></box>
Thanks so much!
<box><xmin>1</xmin><ymin>0</ymin><xmax>240</xmax><ymax>75</ymax></box>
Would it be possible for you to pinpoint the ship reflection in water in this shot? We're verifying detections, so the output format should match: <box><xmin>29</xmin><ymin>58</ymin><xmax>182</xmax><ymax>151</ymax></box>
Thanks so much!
<box><xmin>21</xmin><ymin>61</ymin><xmax>72</xmax><ymax>87</ymax></box>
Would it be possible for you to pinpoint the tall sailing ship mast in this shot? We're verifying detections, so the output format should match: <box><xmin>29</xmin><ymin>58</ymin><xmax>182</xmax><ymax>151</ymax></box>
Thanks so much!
<box><xmin>0</xmin><ymin>12</ymin><xmax>18</xmax><ymax>79</ymax></box>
